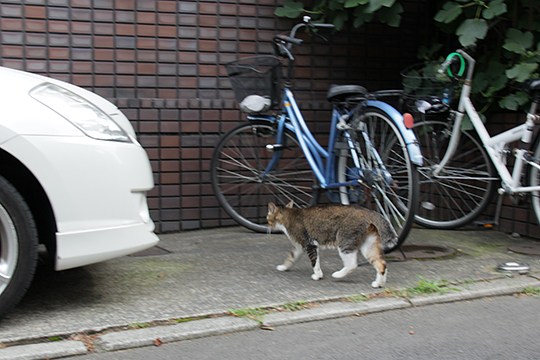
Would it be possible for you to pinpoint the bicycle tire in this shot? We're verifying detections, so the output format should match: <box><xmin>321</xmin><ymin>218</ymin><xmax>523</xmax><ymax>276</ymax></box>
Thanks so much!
<box><xmin>337</xmin><ymin>107</ymin><xmax>419</xmax><ymax>253</ymax></box>
<box><xmin>528</xmin><ymin>132</ymin><xmax>540</xmax><ymax>226</ymax></box>
<box><xmin>413</xmin><ymin>120</ymin><xmax>497</xmax><ymax>229</ymax></box>
<box><xmin>211</xmin><ymin>121</ymin><xmax>316</xmax><ymax>233</ymax></box>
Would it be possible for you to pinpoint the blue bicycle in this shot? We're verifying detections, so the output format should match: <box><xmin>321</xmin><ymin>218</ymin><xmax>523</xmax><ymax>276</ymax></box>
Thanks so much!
<box><xmin>211</xmin><ymin>17</ymin><xmax>422</xmax><ymax>252</ymax></box>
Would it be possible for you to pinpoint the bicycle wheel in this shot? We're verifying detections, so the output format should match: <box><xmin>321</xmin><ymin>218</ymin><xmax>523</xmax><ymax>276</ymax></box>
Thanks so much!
<box><xmin>211</xmin><ymin>120</ymin><xmax>316</xmax><ymax>233</ymax></box>
<box><xmin>413</xmin><ymin>120</ymin><xmax>497</xmax><ymax>229</ymax></box>
<box><xmin>528</xmin><ymin>133</ymin><xmax>540</xmax><ymax>226</ymax></box>
<box><xmin>337</xmin><ymin>107</ymin><xmax>419</xmax><ymax>253</ymax></box>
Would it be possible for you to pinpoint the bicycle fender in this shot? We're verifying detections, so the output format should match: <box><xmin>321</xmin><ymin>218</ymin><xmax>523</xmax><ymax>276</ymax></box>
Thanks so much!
<box><xmin>366</xmin><ymin>100</ymin><xmax>423</xmax><ymax>166</ymax></box>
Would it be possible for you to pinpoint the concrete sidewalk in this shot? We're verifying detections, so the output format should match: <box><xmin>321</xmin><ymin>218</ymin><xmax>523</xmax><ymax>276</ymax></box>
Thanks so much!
<box><xmin>0</xmin><ymin>227</ymin><xmax>539</xmax><ymax>359</ymax></box>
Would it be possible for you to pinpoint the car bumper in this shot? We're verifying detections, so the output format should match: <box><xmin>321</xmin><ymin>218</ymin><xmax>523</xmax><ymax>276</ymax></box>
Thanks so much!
<box><xmin>2</xmin><ymin>134</ymin><xmax>159</xmax><ymax>270</ymax></box>
<box><xmin>56</xmin><ymin>222</ymin><xmax>158</xmax><ymax>270</ymax></box>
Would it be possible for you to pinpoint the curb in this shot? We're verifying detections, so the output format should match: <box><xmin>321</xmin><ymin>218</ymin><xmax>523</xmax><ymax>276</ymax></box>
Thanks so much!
<box><xmin>1</xmin><ymin>276</ymin><xmax>538</xmax><ymax>359</ymax></box>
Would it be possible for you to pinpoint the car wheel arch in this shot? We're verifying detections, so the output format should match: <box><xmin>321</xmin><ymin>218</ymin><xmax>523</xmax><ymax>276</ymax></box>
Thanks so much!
<box><xmin>0</xmin><ymin>149</ymin><xmax>57</xmax><ymax>264</ymax></box>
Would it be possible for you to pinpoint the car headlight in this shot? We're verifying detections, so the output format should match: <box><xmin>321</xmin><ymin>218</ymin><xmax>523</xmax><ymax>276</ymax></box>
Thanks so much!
<box><xmin>30</xmin><ymin>83</ymin><xmax>131</xmax><ymax>143</ymax></box>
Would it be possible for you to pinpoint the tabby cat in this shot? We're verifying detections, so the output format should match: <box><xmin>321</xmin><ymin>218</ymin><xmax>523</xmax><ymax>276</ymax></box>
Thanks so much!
<box><xmin>267</xmin><ymin>201</ymin><xmax>395</xmax><ymax>288</ymax></box>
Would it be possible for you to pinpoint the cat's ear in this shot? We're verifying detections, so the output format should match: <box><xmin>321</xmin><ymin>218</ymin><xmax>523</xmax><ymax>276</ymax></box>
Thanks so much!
<box><xmin>286</xmin><ymin>200</ymin><xmax>294</xmax><ymax>208</ymax></box>
<box><xmin>268</xmin><ymin>202</ymin><xmax>277</xmax><ymax>213</ymax></box>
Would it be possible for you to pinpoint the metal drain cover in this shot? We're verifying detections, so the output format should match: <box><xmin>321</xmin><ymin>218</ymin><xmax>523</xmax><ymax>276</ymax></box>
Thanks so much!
<box><xmin>496</xmin><ymin>262</ymin><xmax>530</xmax><ymax>274</ymax></box>
<box><xmin>389</xmin><ymin>244</ymin><xmax>456</xmax><ymax>260</ymax></box>
<box><xmin>508</xmin><ymin>243</ymin><xmax>540</xmax><ymax>256</ymax></box>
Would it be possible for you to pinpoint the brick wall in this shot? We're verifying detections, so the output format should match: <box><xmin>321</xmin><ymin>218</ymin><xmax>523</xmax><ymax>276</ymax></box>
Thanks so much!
<box><xmin>3</xmin><ymin>1</ymin><xmax>537</xmax><ymax>239</ymax></box>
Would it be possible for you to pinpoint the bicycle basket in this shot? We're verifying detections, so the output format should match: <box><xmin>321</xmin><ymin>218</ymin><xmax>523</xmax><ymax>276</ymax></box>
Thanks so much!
<box><xmin>226</xmin><ymin>55</ymin><xmax>282</xmax><ymax>112</ymax></box>
<box><xmin>401</xmin><ymin>62</ymin><xmax>457</xmax><ymax>116</ymax></box>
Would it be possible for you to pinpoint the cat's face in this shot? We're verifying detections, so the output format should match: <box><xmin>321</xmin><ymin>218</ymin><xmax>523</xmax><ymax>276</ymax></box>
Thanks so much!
<box><xmin>267</xmin><ymin>201</ymin><xmax>293</xmax><ymax>230</ymax></box>
<box><xmin>266</xmin><ymin>202</ymin><xmax>283</xmax><ymax>229</ymax></box>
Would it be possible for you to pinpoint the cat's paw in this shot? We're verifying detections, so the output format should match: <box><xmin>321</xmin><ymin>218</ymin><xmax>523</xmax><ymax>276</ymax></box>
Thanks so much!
<box><xmin>371</xmin><ymin>280</ymin><xmax>385</xmax><ymax>288</ymax></box>
<box><xmin>311</xmin><ymin>273</ymin><xmax>323</xmax><ymax>281</ymax></box>
<box><xmin>276</xmin><ymin>265</ymin><xmax>288</xmax><ymax>271</ymax></box>
<box><xmin>331</xmin><ymin>270</ymin><xmax>347</xmax><ymax>279</ymax></box>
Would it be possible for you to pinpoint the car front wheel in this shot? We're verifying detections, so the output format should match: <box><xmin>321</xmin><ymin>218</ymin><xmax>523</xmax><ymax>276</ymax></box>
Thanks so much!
<box><xmin>0</xmin><ymin>175</ymin><xmax>38</xmax><ymax>318</ymax></box>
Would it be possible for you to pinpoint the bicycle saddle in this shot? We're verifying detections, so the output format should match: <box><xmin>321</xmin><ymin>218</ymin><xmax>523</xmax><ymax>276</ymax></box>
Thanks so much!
<box><xmin>327</xmin><ymin>85</ymin><xmax>367</xmax><ymax>102</ymax></box>
<box><xmin>524</xmin><ymin>79</ymin><xmax>540</xmax><ymax>92</ymax></box>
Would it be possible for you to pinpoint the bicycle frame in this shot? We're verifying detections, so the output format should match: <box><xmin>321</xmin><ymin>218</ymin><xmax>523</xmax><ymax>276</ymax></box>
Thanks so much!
<box><xmin>434</xmin><ymin>50</ymin><xmax>540</xmax><ymax>195</ymax></box>
<box><xmin>248</xmin><ymin>87</ymin><xmax>422</xmax><ymax>192</ymax></box>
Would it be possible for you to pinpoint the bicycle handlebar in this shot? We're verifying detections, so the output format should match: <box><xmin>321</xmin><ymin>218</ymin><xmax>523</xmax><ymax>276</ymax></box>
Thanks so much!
<box><xmin>274</xmin><ymin>16</ymin><xmax>335</xmax><ymax>60</ymax></box>
<box><xmin>438</xmin><ymin>49</ymin><xmax>476</xmax><ymax>80</ymax></box>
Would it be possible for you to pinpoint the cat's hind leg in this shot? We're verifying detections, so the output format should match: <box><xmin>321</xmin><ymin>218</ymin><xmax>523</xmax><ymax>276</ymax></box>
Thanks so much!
<box><xmin>360</xmin><ymin>225</ymin><xmax>387</xmax><ymax>288</ymax></box>
<box><xmin>332</xmin><ymin>248</ymin><xmax>358</xmax><ymax>279</ymax></box>
<box><xmin>306</xmin><ymin>243</ymin><xmax>323</xmax><ymax>280</ymax></box>
<box><xmin>277</xmin><ymin>243</ymin><xmax>303</xmax><ymax>272</ymax></box>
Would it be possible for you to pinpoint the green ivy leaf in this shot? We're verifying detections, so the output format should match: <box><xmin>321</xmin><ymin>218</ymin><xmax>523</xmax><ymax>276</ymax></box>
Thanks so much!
<box><xmin>353</xmin><ymin>8</ymin><xmax>374</xmax><ymax>27</ymax></box>
<box><xmin>503</xmin><ymin>28</ymin><xmax>534</xmax><ymax>54</ymax></box>
<box><xmin>275</xmin><ymin>1</ymin><xmax>304</xmax><ymax>18</ymax></box>
<box><xmin>378</xmin><ymin>2</ymin><xmax>403</xmax><ymax>27</ymax></box>
<box><xmin>345</xmin><ymin>0</ymin><xmax>369</xmax><ymax>8</ymax></box>
<box><xmin>482</xmin><ymin>0</ymin><xmax>507</xmax><ymax>20</ymax></box>
<box><xmin>506</xmin><ymin>62</ymin><xmax>538</xmax><ymax>82</ymax></box>
<box><xmin>368</xmin><ymin>0</ymin><xmax>396</xmax><ymax>13</ymax></box>
<box><xmin>499</xmin><ymin>92</ymin><xmax>529</xmax><ymax>110</ymax></box>
<box><xmin>456</xmin><ymin>19</ymin><xmax>488</xmax><ymax>46</ymax></box>
<box><xmin>434</xmin><ymin>1</ymin><xmax>462</xmax><ymax>24</ymax></box>
<box><xmin>333</xmin><ymin>11</ymin><xmax>349</xmax><ymax>31</ymax></box>
<box><xmin>473</xmin><ymin>62</ymin><xmax>507</xmax><ymax>96</ymax></box>
<box><xmin>417</xmin><ymin>44</ymin><xmax>443</xmax><ymax>60</ymax></box>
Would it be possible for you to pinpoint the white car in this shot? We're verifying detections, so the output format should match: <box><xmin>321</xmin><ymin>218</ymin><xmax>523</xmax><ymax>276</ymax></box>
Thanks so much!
<box><xmin>0</xmin><ymin>66</ymin><xmax>159</xmax><ymax>317</ymax></box>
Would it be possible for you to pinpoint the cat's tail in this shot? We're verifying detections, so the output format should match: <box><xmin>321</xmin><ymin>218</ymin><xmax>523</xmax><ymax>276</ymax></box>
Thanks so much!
<box><xmin>372</xmin><ymin>216</ymin><xmax>399</xmax><ymax>251</ymax></box>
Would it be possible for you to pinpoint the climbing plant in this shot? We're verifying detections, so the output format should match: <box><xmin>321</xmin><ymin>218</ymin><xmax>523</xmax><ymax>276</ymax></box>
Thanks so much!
<box><xmin>275</xmin><ymin>0</ymin><xmax>540</xmax><ymax>112</ymax></box>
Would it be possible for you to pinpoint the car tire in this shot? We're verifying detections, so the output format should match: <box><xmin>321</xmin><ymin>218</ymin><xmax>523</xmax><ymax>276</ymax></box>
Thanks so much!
<box><xmin>0</xmin><ymin>175</ymin><xmax>38</xmax><ymax>318</ymax></box>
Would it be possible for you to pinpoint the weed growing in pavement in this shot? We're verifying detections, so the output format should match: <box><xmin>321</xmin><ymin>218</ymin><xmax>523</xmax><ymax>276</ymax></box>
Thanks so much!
<box><xmin>228</xmin><ymin>307</ymin><xmax>269</xmax><ymax>323</ymax></box>
<box><xmin>347</xmin><ymin>294</ymin><xmax>369</xmax><ymax>303</ymax></box>
<box><xmin>521</xmin><ymin>287</ymin><xmax>540</xmax><ymax>296</ymax></box>
<box><xmin>127</xmin><ymin>322</ymin><xmax>151</xmax><ymax>329</ymax></box>
<box><xmin>406</xmin><ymin>277</ymin><xmax>460</xmax><ymax>296</ymax></box>
<box><xmin>47</xmin><ymin>336</ymin><xmax>63</xmax><ymax>342</ymax></box>
<box><xmin>280</xmin><ymin>300</ymin><xmax>310</xmax><ymax>312</ymax></box>
<box><xmin>228</xmin><ymin>300</ymin><xmax>312</xmax><ymax>324</ymax></box>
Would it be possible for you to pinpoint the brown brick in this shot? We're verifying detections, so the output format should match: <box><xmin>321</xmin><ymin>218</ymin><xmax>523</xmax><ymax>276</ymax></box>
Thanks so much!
<box><xmin>2</xmin><ymin>18</ymin><xmax>23</xmax><ymax>31</ymax></box>
<box><xmin>158</xmin><ymin>1</ymin><xmax>177</xmax><ymax>12</ymax></box>
<box><xmin>48</xmin><ymin>20</ymin><xmax>69</xmax><ymax>33</ymax></box>
<box><xmin>2</xmin><ymin>45</ymin><xmax>24</xmax><ymax>58</ymax></box>
<box><xmin>48</xmin><ymin>48</ymin><xmax>69</xmax><ymax>59</ymax></box>
<box><xmin>219</xmin><ymin>3</ymin><xmax>237</xmax><ymax>15</ymax></box>
<box><xmin>25</xmin><ymin>5</ymin><xmax>46</xmax><ymax>19</ymax></box>
<box><xmin>136</xmin><ymin>24</ymin><xmax>156</xmax><ymax>37</ymax></box>
<box><xmin>71</xmin><ymin>21</ymin><xmax>93</xmax><ymax>34</ymax></box>
<box><xmin>137</xmin><ymin>11</ymin><xmax>156</xmax><ymax>24</ymax></box>
<box><xmin>199</xmin><ymin>15</ymin><xmax>217</xmax><ymax>27</ymax></box>
<box><xmin>115</xmin><ymin>0</ymin><xmax>135</xmax><ymax>10</ymax></box>
<box><xmin>158</xmin><ymin>25</ymin><xmax>176</xmax><ymax>38</ymax></box>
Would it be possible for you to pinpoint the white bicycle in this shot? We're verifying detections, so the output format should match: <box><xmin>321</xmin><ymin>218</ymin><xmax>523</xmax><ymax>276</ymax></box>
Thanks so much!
<box><xmin>409</xmin><ymin>49</ymin><xmax>540</xmax><ymax>229</ymax></box>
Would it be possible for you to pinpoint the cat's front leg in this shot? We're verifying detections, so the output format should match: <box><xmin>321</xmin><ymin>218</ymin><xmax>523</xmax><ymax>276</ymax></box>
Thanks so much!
<box><xmin>332</xmin><ymin>248</ymin><xmax>358</xmax><ymax>279</ymax></box>
<box><xmin>306</xmin><ymin>243</ymin><xmax>323</xmax><ymax>280</ymax></box>
<box><xmin>277</xmin><ymin>243</ymin><xmax>303</xmax><ymax>271</ymax></box>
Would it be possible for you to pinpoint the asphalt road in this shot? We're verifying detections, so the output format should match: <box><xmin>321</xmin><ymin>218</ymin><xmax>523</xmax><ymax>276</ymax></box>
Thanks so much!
<box><xmin>68</xmin><ymin>295</ymin><xmax>540</xmax><ymax>360</ymax></box>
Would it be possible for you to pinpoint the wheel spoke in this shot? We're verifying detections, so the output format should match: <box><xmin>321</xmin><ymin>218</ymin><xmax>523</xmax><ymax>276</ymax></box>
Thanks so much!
<box><xmin>413</xmin><ymin>121</ymin><xmax>496</xmax><ymax>228</ymax></box>
<box><xmin>338</xmin><ymin>108</ymin><xmax>419</xmax><ymax>252</ymax></box>
<box><xmin>211</xmin><ymin>123</ymin><xmax>316</xmax><ymax>232</ymax></box>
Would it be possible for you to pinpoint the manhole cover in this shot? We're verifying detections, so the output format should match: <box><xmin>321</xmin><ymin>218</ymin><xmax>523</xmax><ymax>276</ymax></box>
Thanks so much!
<box><xmin>508</xmin><ymin>243</ymin><xmax>540</xmax><ymax>256</ymax></box>
<box><xmin>388</xmin><ymin>244</ymin><xmax>456</xmax><ymax>260</ymax></box>
<box><xmin>129</xmin><ymin>246</ymin><xmax>171</xmax><ymax>257</ymax></box>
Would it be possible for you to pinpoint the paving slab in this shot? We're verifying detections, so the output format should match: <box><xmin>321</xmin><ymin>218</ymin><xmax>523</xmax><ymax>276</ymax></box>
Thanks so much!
<box><xmin>0</xmin><ymin>227</ymin><xmax>538</xmax><ymax>358</ymax></box>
